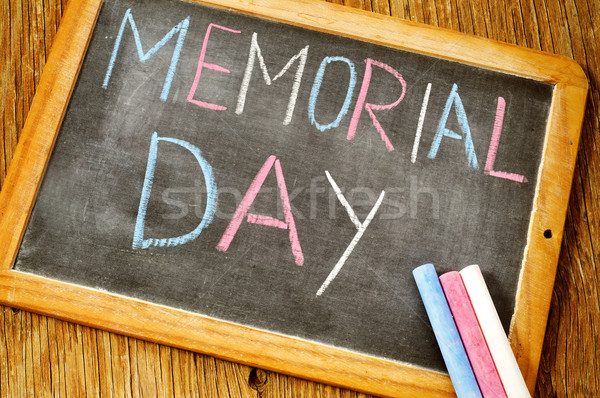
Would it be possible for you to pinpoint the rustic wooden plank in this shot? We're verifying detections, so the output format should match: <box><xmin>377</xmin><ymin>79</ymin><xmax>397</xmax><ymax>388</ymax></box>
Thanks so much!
<box><xmin>0</xmin><ymin>307</ymin><xmax>8</xmax><ymax>398</ymax></box>
<box><xmin>1</xmin><ymin>0</ymin><xmax>599</xmax><ymax>397</ymax></box>
<box><xmin>411</xmin><ymin>0</ymin><xmax>424</xmax><ymax>21</ymax></box>
<box><xmin>172</xmin><ymin>348</ymin><xmax>200</xmax><ymax>397</ymax></box>
<box><xmin>389</xmin><ymin>0</ymin><xmax>410</xmax><ymax>21</ymax></box>
<box><xmin>480</xmin><ymin>0</ymin><xmax>499</xmax><ymax>42</ymax></box>
<box><xmin>127</xmin><ymin>338</ymin><xmax>143</xmax><ymax>398</ymax></box>
<box><xmin>339</xmin><ymin>0</ymin><xmax>368</xmax><ymax>11</ymax></box>
<box><xmin>10</xmin><ymin>0</ymin><xmax>24</xmax><ymax>160</ymax></box>
<box><xmin>218</xmin><ymin>360</ymin><xmax>253</xmax><ymax>398</ymax></box>
<box><xmin>0</xmin><ymin>0</ymin><xmax>9</xmax><ymax>188</ymax></box>
<box><xmin>571</xmin><ymin>0</ymin><xmax>600</xmax><ymax>265</ymax></box>
<box><xmin>467</xmin><ymin>0</ymin><xmax>490</xmax><ymax>37</ymax></box>
<box><xmin>434</xmin><ymin>0</ymin><xmax>460</xmax><ymax>30</ymax></box>
<box><xmin>508</xmin><ymin>0</ymin><xmax>529</xmax><ymax>46</ymax></box>
<box><xmin>142</xmin><ymin>342</ymin><xmax>165</xmax><ymax>397</ymax></box>
<box><xmin>96</xmin><ymin>329</ymin><xmax>115</xmax><ymax>397</ymax></box>
<box><xmin>453</xmin><ymin>0</ymin><xmax>474</xmax><ymax>33</ymax></box>
<box><xmin>577</xmin><ymin>0</ymin><xmax>600</xmax><ymax>130</ymax></box>
<box><xmin>568</xmin><ymin>167</ymin><xmax>600</xmax><ymax>392</ymax></box>
<box><xmin>22</xmin><ymin>311</ymin><xmax>35</xmax><ymax>397</ymax></box>
<box><xmin>30</xmin><ymin>0</ymin><xmax>46</xmax><ymax>87</ymax></box>
<box><xmin>2</xmin><ymin>1</ymin><xmax>18</xmax><ymax>186</ymax></box>
<box><xmin>495</xmin><ymin>0</ymin><xmax>515</xmax><ymax>44</ymax></box>
<box><xmin>137</xmin><ymin>341</ymin><xmax>160</xmax><ymax>398</ymax></box>
<box><xmin>110</xmin><ymin>333</ymin><xmax>133</xmax><ymax>398</ymax></box>
<box><xmin>419</xmin><ymin>0</ymin><xmax>440</xmax><ymax>26</ymax></box>
<box><xmin>158</xmin><ymin>345</ymin><xmax>175</xmax><ymax>397</ymax></box>
<box><xmin>43</xmin><ymin>0</ymin><xmax>59</xmax><ymax>56</ymax></box>
<box><xmin>369</xmin><ymin>0</ymin><xmax>390</xmax><ymax>15</ymax></box>
<box><xmin>4</xmin><ymin>309</ymin><xmax>27</xmax><ymax>398</ymax></box>
<box><xmin>292</xmin><ymin>377</ymin><xmax>321</xmax><ymax>398</ymax></box>
<box><xmin>546</xmin><ymin>1</ymin><xmax>573</xmax><ymax>56</ymax></box>
<box><xmin>31</xmin><ymin>313</ymin><xmax>51</xmax><ymax>396</ymax></box>
<box><xmin>57</xmin><ymin>321</ymin><xmax>84</xmax><ymax>397</ymax></box>
<box><xmin>81</xmin><ymin>325</ymin><xmax>101</xmax><ymax>397</ymax></box>
<box><xmin>29</xmin><ymin>314</ymin><xmax>43</xmax><ymax>395</ymax></box>
<box><xmin>518</xmin><ymin>0</ymin><xmax>543</xmax><ymax>50</ymax></box>
<box><xmin>46</xmin><ymin>316</ymin><xmax>65</xmax><ymax>397</ymax></box>
<box><xmin>199</xmin><ymin>356</ymin><xmax>222</xmax><ymax>396</ymax></box>
<box><xmin>531</xmin><ymin>0</ymin><xmax>558</xmax><ymax>53</ymax></box>
<box><xmin>326</xmin><ymin>0</ymin><xmax>344</xmax><ymax>6</ymax></box>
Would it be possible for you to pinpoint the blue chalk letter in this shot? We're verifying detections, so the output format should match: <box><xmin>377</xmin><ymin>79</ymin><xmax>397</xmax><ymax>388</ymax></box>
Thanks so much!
<box><xmin>428</xmin><ymin>84</ymin><xmax>479</xmax><ymax>168</ymax></box>
<box><xmin>133</xmin><ymin>132</ymin><xmax>217</xmax><ymax>249</ymax></box>
<box><xmin>308</xmin><ymin>56</ymin><xmax>357</xmax><ymax>132</ymax></box>
<box><xmin>102</xmin><ymin>9</ymin><xmax>189</xmax><ymax>101</ymax></box>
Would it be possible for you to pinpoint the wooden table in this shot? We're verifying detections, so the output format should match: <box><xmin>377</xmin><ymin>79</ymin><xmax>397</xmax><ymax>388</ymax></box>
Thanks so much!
<box><xmin>1</xmin><ymin>0</ymin><xmax>598</xmax><ymax>396</ymax></box>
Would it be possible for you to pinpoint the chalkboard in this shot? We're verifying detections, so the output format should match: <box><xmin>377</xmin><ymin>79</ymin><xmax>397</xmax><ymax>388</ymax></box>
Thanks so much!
<box><xmin>0</xmin><ymin>0</ymin><xmax>588</xmax><ymax>396</ymax></box>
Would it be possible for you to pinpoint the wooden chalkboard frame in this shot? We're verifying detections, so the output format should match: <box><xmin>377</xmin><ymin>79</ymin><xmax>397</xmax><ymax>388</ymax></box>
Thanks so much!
<box><xmin>0</xmin><ymin>0</ymin><xmax>588</xmax><ymax>396</ymax></box>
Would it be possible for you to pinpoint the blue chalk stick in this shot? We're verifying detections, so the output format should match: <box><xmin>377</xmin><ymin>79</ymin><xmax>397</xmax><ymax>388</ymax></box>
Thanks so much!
<box><xmin>413</xmin><ymin>264</ymin><xmax>482</xmax><ymax>398</ymax></box>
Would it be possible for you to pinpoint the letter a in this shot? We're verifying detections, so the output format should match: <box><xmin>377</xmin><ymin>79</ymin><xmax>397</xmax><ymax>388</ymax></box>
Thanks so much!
<box><xmin>216</xmin><ymin>156</ymin><xmax>304</xmax><ymax>266</ymax></box>
<box><xmin>427</xmin><ymin>83</ymin><xmax>479</xmax><ymax>168</ymax></box>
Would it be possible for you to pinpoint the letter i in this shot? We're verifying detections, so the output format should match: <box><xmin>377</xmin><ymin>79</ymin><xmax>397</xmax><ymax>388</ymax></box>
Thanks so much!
<box><xmin>411</xmin><ymin>83</ymin><xmax>432</xmax><ymax>163</ymax></box>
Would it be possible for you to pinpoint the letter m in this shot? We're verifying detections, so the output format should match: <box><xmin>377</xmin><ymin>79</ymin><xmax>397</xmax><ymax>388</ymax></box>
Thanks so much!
<box><xmin>102</xmin><ymin>9</ymin><xmax>189</xmax><ymax>101</ymax></box>
<box><xmin>236</xmin><ymin>32</ymin><xmax>309</xmax><ymax>125</ymax></box>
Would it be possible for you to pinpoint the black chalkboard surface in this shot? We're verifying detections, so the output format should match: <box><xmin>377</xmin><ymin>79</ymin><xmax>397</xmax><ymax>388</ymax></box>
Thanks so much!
<box><xmin>0</xmin><ymin>0</ymin><xmax>588</xmax><ymax>396</ymax></box>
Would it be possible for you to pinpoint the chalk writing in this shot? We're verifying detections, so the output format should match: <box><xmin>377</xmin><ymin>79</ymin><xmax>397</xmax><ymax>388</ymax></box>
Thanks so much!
<box><xmin>309</xmin><ymin>56</ymin><xmax>357</xmax><ymax>131</ymax></box>
<box><xmin>187</xmin><ymin>23</ymin><xmax>241</xmax><ymax>110</ymax></box>
<box><xmin>428</xmin><ymin>83</ymin><xmax>479</xmax><ymax>168</ymax></box>
<box><xmin>484</xmin><ymin>97</ymin><xmax>528</xmax><ymax>182</ymax></box>
<box><xmin>316</xmin><ymin>171</ymin><xmax>385</xmax><ymax>296</ymax></box>
<box><xmin>216</xmin><ymin>155</ymin><xmax>304</xmax><ymax>266</ymax></box>
<box><xmin>102</xmin><ymin>9</ymin><xmax>189</xmax><ymax>101</ymax></box>
<box><xmin>236</xmin><ymin>33</ymin><xmax>309</xmax><ymax>125</ymax></box>
<box><xmin>97</xmin><ymin>7</ymin><xmax>534</xmax><ymax>296</ymax></box>
<box><xmin>133</xmin><ymin>132</ymin><xmax>217</xmax><ymax>249</ymax></box>
<box><xmin>348</xmin><ymin>59</ymin><xmax>407</xmax><ymax>151</ymax></box>
<box><xmin>411</xmin><ymin>82</ymin><xmax>432</xmax><ymax>163</ymax></box>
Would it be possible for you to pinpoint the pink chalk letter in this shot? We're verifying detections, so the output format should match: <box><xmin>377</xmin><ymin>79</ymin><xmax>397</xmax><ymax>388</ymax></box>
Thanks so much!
<box><xmin>347</xmin><ymin>58</ymin><xmax>407</xmax><ymax>151</ymax></box>
<box><xmin>187</xmin><ymin>23</ymin><xmax>241</xmax><ymax>110</ymax></box>
<box><xmin>484</xmin><ymin>97</ymin><xmax>527</xmax><ymax>183</ymax></box>
<box><xmin>216</xmin><ymin>156</ymin><xmax>304</xmax><ymax>266</ymax></box>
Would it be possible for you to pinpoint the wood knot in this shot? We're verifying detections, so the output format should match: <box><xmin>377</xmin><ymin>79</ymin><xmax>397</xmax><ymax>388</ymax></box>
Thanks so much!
<box><xmin>248</xmin><ymin>368</ymin><xmax>268</xmax><ymax>392</ymax></box>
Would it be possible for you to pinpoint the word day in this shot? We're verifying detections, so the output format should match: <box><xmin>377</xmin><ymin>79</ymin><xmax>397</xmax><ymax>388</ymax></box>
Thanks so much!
<box><xmin>134</xmin><ymin>132</ymin><xmax>387</xmax><ymax>295</ymax></box>
<box><xmin>102</xmin><ymin>9</ymin><xmax>527</xmax><ymax>183</ymax></box>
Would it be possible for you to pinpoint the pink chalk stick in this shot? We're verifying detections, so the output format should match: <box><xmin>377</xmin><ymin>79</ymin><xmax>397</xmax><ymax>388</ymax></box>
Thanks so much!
<box><xmin>440</xmin><ymin>271</ymin><xmax>507</xmax><ymax>398</ymax></box>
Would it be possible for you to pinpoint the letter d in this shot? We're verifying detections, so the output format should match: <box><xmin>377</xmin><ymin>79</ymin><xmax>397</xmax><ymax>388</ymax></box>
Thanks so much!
<box><xmin>133</xmin><ymin>132</ymin><xmax>217</xmax><ymax>249</ymax></box>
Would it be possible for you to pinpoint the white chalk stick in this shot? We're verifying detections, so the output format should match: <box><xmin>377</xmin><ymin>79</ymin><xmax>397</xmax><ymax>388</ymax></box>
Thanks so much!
<box><xmin>460</xmin><ymin>265</ymin><xmax>530</xmax><ymax>398</ymax></box>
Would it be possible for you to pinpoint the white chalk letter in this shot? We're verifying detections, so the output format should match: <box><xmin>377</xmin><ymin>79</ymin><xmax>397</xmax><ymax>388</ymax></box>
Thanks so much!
<box><xmin>316</xmin><ymin>171</ymin><xmax>385</xmax><ymax>296</ymax></box>
<box><xmin>236</xmin><ymin>33</ymin><xmax>308</xmax><ymax>125</ymax></box>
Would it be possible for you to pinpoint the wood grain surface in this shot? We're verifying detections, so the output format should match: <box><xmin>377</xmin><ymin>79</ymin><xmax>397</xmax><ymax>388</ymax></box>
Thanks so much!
<box><xmin>1</xmin><ymin>0</ymin><xmax>598</xmax><ymax>396</ymax></box>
